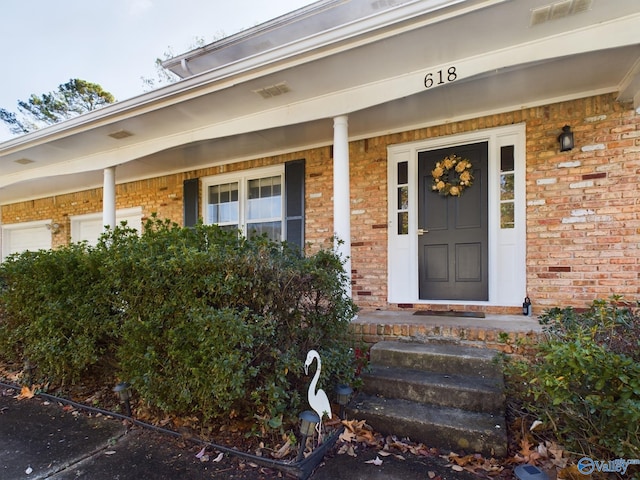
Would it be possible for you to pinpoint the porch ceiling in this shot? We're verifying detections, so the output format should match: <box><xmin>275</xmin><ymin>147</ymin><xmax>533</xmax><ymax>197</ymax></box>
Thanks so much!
<box><xmin>1</xmin><ymin>0</ymin><xmax>639</xmax><ymax>205</ymax></box>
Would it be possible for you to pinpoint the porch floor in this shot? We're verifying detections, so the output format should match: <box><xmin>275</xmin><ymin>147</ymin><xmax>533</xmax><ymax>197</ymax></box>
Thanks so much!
<box><xmin>349</xmin><ymin>310</ymin><xmax>543</xmax><ymax>352</ymax></box>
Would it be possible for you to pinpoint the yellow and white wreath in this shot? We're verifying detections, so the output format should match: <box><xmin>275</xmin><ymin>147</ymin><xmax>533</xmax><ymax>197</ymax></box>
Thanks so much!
<box><xmin>431</xmin><ymin>154</ymin><xmax>474</xmax><ymax>197</ymax></box>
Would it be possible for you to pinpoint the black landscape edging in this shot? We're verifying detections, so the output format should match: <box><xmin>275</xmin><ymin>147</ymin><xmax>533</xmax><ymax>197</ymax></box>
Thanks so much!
<box><xmin>0</xmin><ymin>380</ymin><xmax>342</xmax><ymax>479</ymax></box>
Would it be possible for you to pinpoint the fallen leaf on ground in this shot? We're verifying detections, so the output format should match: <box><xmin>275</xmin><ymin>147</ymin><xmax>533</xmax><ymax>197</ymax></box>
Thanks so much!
<box><xmin>212</xmin><ymin>452</ymin><xmax>224</xmax><ymax>463</ymax></box>
<box><xmin>325</xmin><ymin>416</ymin><xmax>342</xmax><ymax>428</ymax></box>
<box><xmin>415</xmin><ymin>447</ymin><xmax>434</xmax><ymax>457</ymax></box>
<box><xmin>518</xmin><ymin>438</ymin><xmax>542</xmax><ymax>464</ymax></box>
<box><xmin>195</xmin><ymin>447</ymin><xmax>206</xmax><ymax>459</ymax></box>
<box><xmin>537</xmin><ymin>443</ymin><xmax>548</xmax><ymax>458</ymax></box>
<box><xmin>448</xmin><ymin>453</ymin><xmax>479</xmax><ymax>466</ymax></box>
<box><xmin>365</xmin><ymin>456</ymin><xmax>383</xmax><ymax>466</ymax></box>
<box><xmin>339</xmin><ymin>429</ymin><xmax>356</xmax><ymax>443</ymax></box>
<box><xmin>356</xmin><ymin>430</ymin><xmax>379</xmax><ymax>446</ymax></box>
<box><xmin>536</xmin><ymin>440</ymin><xmax>566</xmax><ymax>468</ymax></box>
<box><xmin>337</xmin><ymin>443</ymin><xmax>356</xmax><ymax>457</ymax></box>
<box><xmin>342</xmin><ymin>419</ymin><xmax>368</xmax><ymax>433</ymax></box>
<box><xmin>557</xmin><ymin>464</ymin><xmax>590</xmax><ymax>479</ymax></box>
<box><xmin>385</xmin><ymin>437</ymin><xmax>410</xmax><ymax>452</ymax></box>
<box><xmin>271</xmin><ymin>439</ymin><xmax>293</xmax><ymax>459</ymax></box>
<box><xmin>519</xmin><ymin>438</ymin><xmax>533</xmax><ymax>457</ymax></box>
<box><xmin>16</xmin><ymin>386</ymin><xmax>34</xmax><ymax>400</ymax></box>
<box><xmin>445</xmin><ymin>452</ymin><xmax>504</xmax><ymax>474</ymax></box>
<box><xmin>530</xmin><ymin>420</ymin><xmax>543</xmax><ymax>431</ymax></box>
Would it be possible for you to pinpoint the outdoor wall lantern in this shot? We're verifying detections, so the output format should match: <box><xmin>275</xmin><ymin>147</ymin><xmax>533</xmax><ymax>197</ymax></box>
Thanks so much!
<box><xmin>558</xmin><ymin>125</ymin><xmax>574</xmax><ymax>152</ymax></box>
<box><xmin>113</xmin><ymin>382</ymin><xmax>132</xmax><ymax>417</ymax></box>
<box><xmin>297</xmin><ymin>410</ymin><xmax>320</xmax><ymax>461</ymax></box>
<box><xmin>46</xmin><ymin>222</ymin><xmax>61</xmax><ymax>234</ymax></box>
<box><xmin>335</xmin><ymin>384</ymin><xmax>353</xmax><ymax>419</ymax></box>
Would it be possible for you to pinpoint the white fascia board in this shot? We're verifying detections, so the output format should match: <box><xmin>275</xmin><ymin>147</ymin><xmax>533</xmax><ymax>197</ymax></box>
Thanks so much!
<box><xmin>0</xmin><ymin>0</ymin><xmax>499</xmax><ymax>155</ymax></box>
<box><xmin>150</xmin><ymin>14</ymin><xmax>640</xmax><ymax>141</ymax></box>
<box><xmin>163</xmin><ymin>0</ymin><xmax>471</xmax><ymax>76</ymax></box>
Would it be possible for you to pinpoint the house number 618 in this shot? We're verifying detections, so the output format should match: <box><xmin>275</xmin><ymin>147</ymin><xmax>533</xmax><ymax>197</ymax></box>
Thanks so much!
<box><xmin>424</xmin><ymin>67</ymin><xmax>458</xmax><ymax>88</ymax></box>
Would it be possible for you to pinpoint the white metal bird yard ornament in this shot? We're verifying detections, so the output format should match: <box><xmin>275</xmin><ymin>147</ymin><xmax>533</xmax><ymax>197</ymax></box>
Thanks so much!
<box><xmin>304</xmin><ymin>349</ymin><xmax>333</xmax><ymax>434</ymax></box>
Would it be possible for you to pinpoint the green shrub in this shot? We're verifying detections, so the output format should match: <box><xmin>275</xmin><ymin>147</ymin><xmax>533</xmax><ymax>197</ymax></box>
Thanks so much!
<box><xmin>101</xmin><ymin>218</ymin><xmax>359</xmax><ymax>425</ymax></box>
<box><xmin>0</xmin><ymin>243</ymin><xmax>118</xmax><ymax>383</ymax></box>
<box><xmin>0</xmin><ymin>217</ymin><xmax>360</xmax><ymax>430</ymax></box>
<box><xmin>505</xmin><ymin>297</ymin><xmax>640</xmax><ymax>459</ymax></box>
<box><xmin>107</xmin><ymin>217</ymin><xmax>358</xmax><ymax>425</ymax></box>
<box><xmin>120</xmin><ymin>306</ymin><xmax>261</xmax><ymax>420</ymax></box>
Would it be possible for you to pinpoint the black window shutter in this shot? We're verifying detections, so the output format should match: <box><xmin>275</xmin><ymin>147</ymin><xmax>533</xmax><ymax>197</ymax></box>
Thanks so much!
<box><xmin>183</xmin><ymin>178</ymin><xmax>199</xmax><ymax>227</ymax></box>
<box><xmin>284</xmin><ymin>159</ymin><xmax>305</xmax><ymax>250</ymax></box>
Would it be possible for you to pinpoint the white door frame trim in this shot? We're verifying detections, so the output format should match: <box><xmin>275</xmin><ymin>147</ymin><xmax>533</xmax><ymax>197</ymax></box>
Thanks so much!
<box><xmin>387</xmin><ymin>123</ymin><xmax>526</xmax><ymax>306</ymax></box>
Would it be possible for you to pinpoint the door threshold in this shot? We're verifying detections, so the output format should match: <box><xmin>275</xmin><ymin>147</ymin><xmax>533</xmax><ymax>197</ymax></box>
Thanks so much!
<box><xmin>413</xmin><ymin>310</ymin><xmax>485</xmax><ymax>319</ymax></box>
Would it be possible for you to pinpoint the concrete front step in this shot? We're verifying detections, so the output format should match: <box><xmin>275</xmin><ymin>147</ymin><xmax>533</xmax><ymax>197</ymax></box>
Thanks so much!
<box><xmin>348</xmin><ymin>393</ymin><xmax>507</xmax><ymax>457</ymax></box>
<box><xmin>370</xmin><ymin>341</ymin><xmax>503</xmax><ymax>379</ymax></box>
<box><xmin>353</xmin><ymin>341</ymin><xmax>508</xmax><ymax>456</ymax></box>
<box><xmin>360</xmin><ymin>365</ymin><xmax>505</xmax><ymax>414</ymax></box>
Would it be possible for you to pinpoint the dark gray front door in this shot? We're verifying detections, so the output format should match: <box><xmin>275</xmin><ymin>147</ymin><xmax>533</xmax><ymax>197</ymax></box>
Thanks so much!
<box><xmin>418</xmin><ymin>142</ymin><xmax>488</xmax><ymax>300</ymax></box>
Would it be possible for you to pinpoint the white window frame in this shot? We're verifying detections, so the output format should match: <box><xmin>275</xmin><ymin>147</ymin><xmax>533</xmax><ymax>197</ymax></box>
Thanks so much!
<box><xmin>201</xmin><ymin>165</ymin><xmax>285</xmax><ymax>240</ymax></box>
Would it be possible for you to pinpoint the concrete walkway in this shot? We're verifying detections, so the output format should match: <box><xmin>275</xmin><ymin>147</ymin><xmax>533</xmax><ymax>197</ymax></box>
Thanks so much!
<box><xmin>0</xmin><ymin>389</ymin><xmax>483</xmax><ymax>480</ymax></box>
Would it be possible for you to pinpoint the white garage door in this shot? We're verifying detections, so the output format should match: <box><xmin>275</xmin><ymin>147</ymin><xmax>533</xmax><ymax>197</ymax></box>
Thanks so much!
<box><xmin>1</xmin><ymin>220</ymin><xmax>53</xmax><ymax>261</ymax></box>
<box><xmin>70</xmin><ymin>207</ymin><xmax>143</xmax><ymax>246</ymax></box>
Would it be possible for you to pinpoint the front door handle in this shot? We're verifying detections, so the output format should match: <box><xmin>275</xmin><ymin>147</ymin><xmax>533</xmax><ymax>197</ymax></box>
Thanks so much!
<box><xmin>417</xmin><ymin>228</ymin><xmax>428</xmax><ymax>236</ymax></box>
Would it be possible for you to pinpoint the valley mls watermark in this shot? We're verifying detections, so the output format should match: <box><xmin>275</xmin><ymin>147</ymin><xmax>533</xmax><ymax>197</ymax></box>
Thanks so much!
<box><xmin>577</xmin><ymin>457</ymin><xmax>640</xmax><ymax>475</ymax></box>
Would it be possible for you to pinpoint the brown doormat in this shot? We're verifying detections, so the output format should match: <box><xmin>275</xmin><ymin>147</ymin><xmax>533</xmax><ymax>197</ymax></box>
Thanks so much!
<box><xmin>413</xmin><ymin>310</ymin><xmax>485</xmax><ymax>318</ymax></box>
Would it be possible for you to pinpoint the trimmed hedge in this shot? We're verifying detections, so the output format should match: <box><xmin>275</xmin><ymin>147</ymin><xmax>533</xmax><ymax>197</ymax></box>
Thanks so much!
<box><xmin>0</xmin><ymin>242</ymin><xmax>117</xmax><ymax>382</ymax></box>
<box><xmin>0</xmin><ymin>217</ymin><xmax>360</xmax><ymax>428</ymax></box>
<box><xmin>505</xmin><ymin>297</ymin><xmax>640</xmax><ymax>459</ymax></box>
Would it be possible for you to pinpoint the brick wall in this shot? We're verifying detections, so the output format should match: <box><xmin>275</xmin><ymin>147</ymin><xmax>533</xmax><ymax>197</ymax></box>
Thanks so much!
<box><xmin>345</xmin><ymin>93</ymin><xmax>639</xmax><ymax>310</ymax></box>
<box><xmin>525</xmin><ymin>95</ymin><xmax>640</xmax><ymax>309</ymax></box>
<box><xmin>2</xmin><ymin>93</ymin><xmax>639</xmax><ymax>310</ymax></box>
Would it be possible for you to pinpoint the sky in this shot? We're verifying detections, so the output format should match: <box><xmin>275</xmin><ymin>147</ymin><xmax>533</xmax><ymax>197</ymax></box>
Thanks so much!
<box><xmin>0</xmin><ymin>0</ymin><xmax>316</xmax><ymax>141</ymax></box>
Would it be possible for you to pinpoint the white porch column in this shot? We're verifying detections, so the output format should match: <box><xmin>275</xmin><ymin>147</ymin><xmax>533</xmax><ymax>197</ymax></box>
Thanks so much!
<box><xmin>103</xmin><ymin>167</ymin><xmax>116</xmax><ymax>231</ymax></box>
<box><xmin>333</xmin><ymin>115</ymin><xmax>352</xmax><ymax>297</ymax></box>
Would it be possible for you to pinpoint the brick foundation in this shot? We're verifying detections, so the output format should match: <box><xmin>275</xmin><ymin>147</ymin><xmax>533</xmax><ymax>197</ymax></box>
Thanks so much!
<box><xmin>348</xmin><ymin>320</ymin><xmax>543</xmax><ymax>354</ymax></box>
